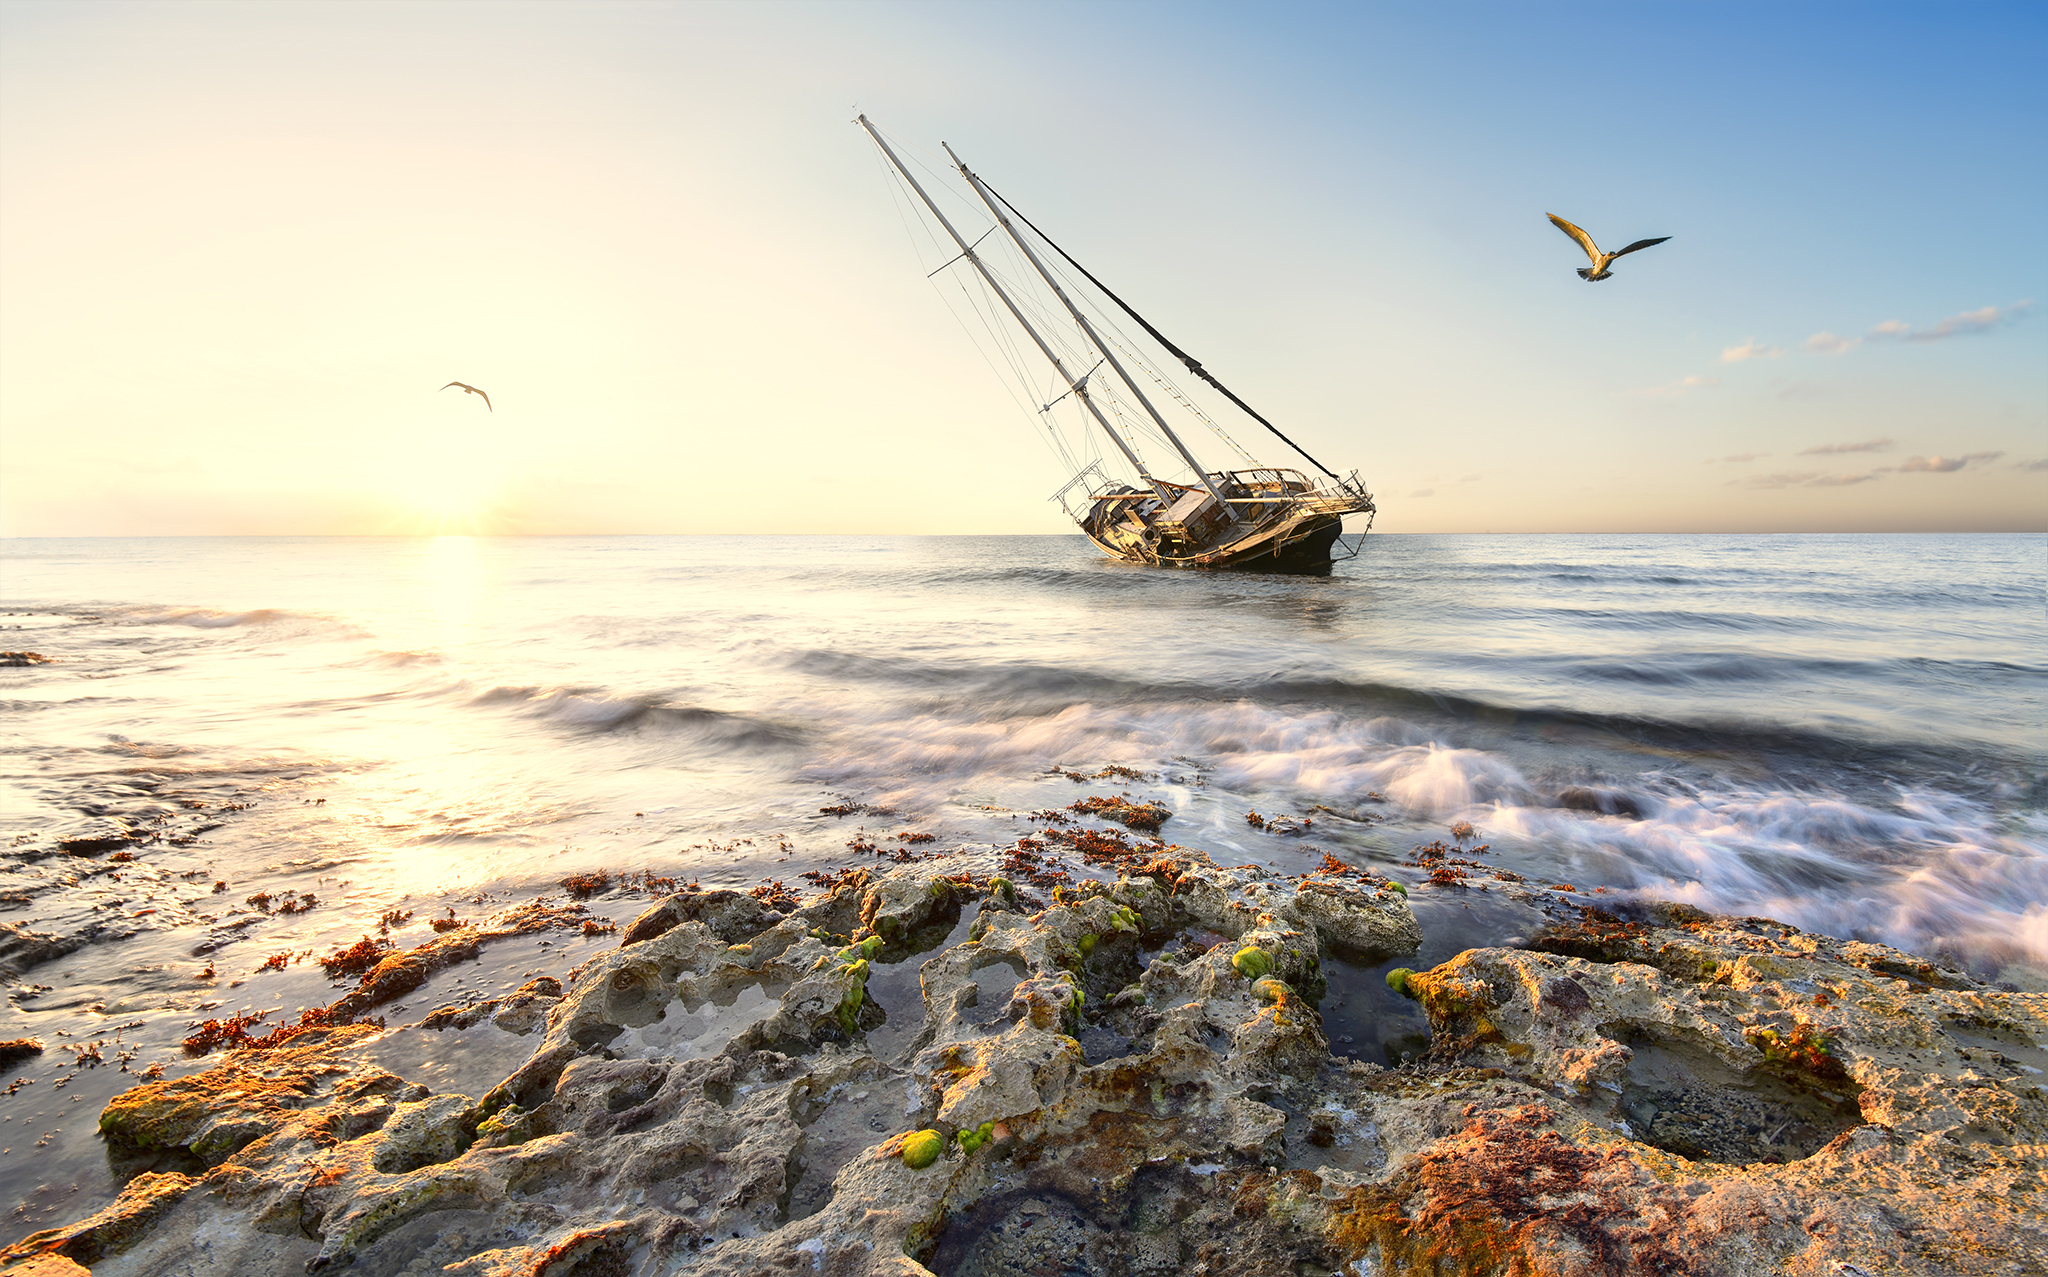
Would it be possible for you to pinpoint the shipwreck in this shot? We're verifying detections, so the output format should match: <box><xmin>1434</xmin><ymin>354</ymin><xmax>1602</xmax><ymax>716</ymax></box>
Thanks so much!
<box><xmin>860</xmin><ymin>116</ymin><xmax>1377</xmax><ymax>573</ymax></box>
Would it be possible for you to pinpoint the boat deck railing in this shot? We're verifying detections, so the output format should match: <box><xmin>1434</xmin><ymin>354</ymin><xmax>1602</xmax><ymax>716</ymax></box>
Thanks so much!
<box><xmin>1216</xmin><ymin>469</ymin><xmax>1374</xmax><ymax>519</ymax></box>
<box><xmin>1057</xmin><ymin>464</ymin><xmax>1374</xmax><ymax>530</ymax></box>
<box><xmin>1050</xmin><ymin>462</ymin><xmax>1131</xmax><ymax>521</ymax></box>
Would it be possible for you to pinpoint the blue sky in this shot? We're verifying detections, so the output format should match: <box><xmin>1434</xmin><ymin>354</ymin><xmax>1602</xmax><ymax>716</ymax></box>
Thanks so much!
<box><xmin>1</xmin><ymin>0</ymin><xmax>2041</xmax><ymax>534</ymax></box>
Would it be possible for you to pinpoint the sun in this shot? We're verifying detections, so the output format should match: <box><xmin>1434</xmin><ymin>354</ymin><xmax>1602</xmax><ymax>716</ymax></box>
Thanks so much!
<box><xmin>379</xmin><ymin>435</ymin><xmax>510</xmax><ymax>535</ymax></box>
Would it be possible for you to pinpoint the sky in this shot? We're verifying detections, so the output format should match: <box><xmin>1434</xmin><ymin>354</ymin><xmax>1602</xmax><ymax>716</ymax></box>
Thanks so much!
<box><xmin>1</xmin><ymin>0</ymin><xmax>2042</xmax><ymax>536</ymax></box>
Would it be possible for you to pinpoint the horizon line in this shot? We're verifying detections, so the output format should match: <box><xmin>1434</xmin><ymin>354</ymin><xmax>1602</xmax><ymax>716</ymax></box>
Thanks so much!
<box><xmin>3</xmin><ymin>529</ymin><xmax>2044</xmax><ymax>541</ymax></box>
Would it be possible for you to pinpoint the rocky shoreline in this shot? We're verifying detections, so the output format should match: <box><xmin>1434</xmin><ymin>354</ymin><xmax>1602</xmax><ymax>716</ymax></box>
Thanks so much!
<box><xmin>1</xmin><ymin>847</ymin><xmax>2042</xmax><ymax>1277</ymax></box>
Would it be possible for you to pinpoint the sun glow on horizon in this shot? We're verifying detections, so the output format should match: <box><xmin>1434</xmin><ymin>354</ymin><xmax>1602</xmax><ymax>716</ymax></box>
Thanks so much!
<box><xmin>375</xmin><ymin>412</ymin><xmax>515</xmax><ymax>535</ymax></box>
<box><xmin>384</xmin><ymin>485</ymin><xmax>506</xmax><ymax>537</ymax></box>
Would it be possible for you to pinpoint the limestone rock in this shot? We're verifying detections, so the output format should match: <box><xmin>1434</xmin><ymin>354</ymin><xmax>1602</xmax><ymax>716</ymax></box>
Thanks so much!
<box><xmin>97</xmin><ymin>1024</ymin><xmax>410</xmax><ymax>1166</ymax></box>
<box><xmin>619</xmin><ymin>887</ymin><xmax>787</xmax><ymax>948</ymax></box>
<box><xmin>3</xmin><ymin>858</ymin><xmax>2038</xmax><ymax>1277</ymax></box>
<box><xmin>324</xmin><ymin>903</ymin><xmax>588</xmax><ymax>1022</ymax></box>
<box><xmin>1280</xmin><ymin>875</ymin><xmax>1424</xmax><ymax>956</ymax></box>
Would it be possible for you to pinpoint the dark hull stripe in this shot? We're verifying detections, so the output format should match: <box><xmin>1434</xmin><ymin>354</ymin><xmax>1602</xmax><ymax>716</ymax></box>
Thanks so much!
<box><xmin>1082</xmin><ymin>515</ymin><xmax>1351</xmax><ymax>575</ymax></box>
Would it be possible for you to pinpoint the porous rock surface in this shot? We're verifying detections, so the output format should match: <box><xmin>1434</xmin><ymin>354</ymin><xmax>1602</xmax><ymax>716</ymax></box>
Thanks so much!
<box><xmin>1</xmin><ymin>856</ymin><xmax>2040</xmax><ymax>1276</ymax></box>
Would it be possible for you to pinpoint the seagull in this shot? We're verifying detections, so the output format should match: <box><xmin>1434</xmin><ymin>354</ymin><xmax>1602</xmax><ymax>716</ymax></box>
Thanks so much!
<box><xmin>1547</xmin><ymin>214</ymin><xmax>1670</xmax><ymax>281</ymax></box>
<box><xmin>440</xmin><ymin>381</ymin><xmax>492</xmax><ymax>411</ymax></box>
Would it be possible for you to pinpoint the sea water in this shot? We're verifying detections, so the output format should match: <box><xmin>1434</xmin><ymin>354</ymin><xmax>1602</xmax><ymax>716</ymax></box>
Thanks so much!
<box><xmin>0</xmin><ymin>532</ymin><xmax>2042</xmax><ymax>1238</ymax></box>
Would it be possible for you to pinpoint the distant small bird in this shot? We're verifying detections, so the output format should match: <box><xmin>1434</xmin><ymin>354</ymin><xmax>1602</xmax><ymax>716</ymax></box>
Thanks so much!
<box><xmin>1547</xmin><ymin>214</ymin><xmax>1670</xmax><ymax>281</ymax></box>
<box><xmin>440</xmin><ymin>381</ymin><xmax>492</xmax><ymax>411</ymax></box>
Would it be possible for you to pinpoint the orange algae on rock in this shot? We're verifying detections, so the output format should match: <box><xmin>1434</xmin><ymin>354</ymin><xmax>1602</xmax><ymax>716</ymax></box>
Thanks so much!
<box><xmin>1327</xmin><ymin>1104</ymin><xmax>1694</xmax><ymax>1277</ymax></box>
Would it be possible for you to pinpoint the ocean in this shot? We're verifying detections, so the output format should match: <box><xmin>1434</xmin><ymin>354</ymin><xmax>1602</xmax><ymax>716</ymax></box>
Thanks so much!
<box><xmin>1</xmin><ymin>530</ymin><xmax>2043</xmax><ymax>1240</ymax></box>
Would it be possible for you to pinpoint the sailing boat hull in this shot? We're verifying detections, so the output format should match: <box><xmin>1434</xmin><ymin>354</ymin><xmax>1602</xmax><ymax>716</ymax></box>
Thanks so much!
<box><xmin>1083</xmin><ymin>511</ymin><xmax>1352</xmax><ymax>574</ymax></box>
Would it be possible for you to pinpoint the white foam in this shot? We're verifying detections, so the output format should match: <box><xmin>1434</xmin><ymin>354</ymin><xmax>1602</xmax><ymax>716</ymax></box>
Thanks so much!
<box><xmin>1486</xmin><ymin>784</ymin><xmax>2048</xmax><ymax>970</ymax></box>
<box><xmin>799</xmin><ymin>699</ymin><xmax>1535</xmax><ymax>816</ymax></box>
<box><xmin>796</xmin><ymin>696</ymin><xmax>2046</xmax><ymax>970</ymax></box>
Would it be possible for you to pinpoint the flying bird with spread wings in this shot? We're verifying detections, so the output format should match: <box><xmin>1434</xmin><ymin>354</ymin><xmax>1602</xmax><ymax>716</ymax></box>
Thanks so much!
<box><xmin>1547</xmin><ymin>214</ymin><xmax>1670</xmax><ymax>281</ymax></box>
<box><xmin>441</xmin><ymin>381</ymin><xmax>492</xmax><ymax>411</ymax></box>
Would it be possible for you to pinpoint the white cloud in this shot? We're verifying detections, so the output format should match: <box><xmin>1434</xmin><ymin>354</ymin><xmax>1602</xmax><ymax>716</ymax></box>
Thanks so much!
<box><xmin>1898</xmin><ymin>454</ymin><xmax>2002</xmax><ymax>472</ymax></box>
<box><xmin>1710</xmin><ymin>452</ymin><xmax>1766</xmax><ymax>463</ymax></box>
<box><xmin>1868</xmin><ymin>302</ymin><xmax>2033</xmax><ymax>344</ymax></box>
<box><xmin>1734</xmin><ymin>471</ymin><xmax>1816</xmax><ymax>489</ymax></box>
<box><xmin>1798</xmin><ymin>437</ymin><xmax>1892</xmax><ymax>455</ymax></box>
<box><xmin>1408</xmin><ymin>488</ymin><xmax>1435</xmax><ymax>498</ymax></box>
<box><xmin>1804</xmin><ymin>331</ymin><xmax>1861</xmax><ymax>355</ymax></box>
<box><xmin>1734</xmin><ymin>470</ymin><xmax>1883</xmax><ymax>490</ymax></box>
<box><xmin>1720</xmin><ymin>341</ymin><xmax>1783</xmax><ymax>363</ymax></box>
<box><xmin>2018</xmin><ymin>458</ymin><xmax>2048</xmax><ymax>472</ymax></box>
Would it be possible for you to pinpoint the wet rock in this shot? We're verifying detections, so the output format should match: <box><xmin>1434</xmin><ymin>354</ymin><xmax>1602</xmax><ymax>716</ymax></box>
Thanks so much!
<box><xmin>0</xmin><ymin>1036</ymin><xmax>47</xmax><ymax>1068</ymax></box>
<box><xmin>1401</xmin><ymin>906</ymin><xmax>2048</xmax><ymax>1260</ymax></box>
<box><xmin>4</xmin><ymin>856</ymin><xmax>2040</xmax><ymax>1277</ymax></box>
<box><xmin>1</xmin><ymin>1171</ymin><xmax>196</xmax><ymax>1268</ymax></box>
<box><xmin>420</xmin><ymin>977</ymin><xmax>568</xmax><ymax>1037</ymax></box>
<box><xmin>0</xmin><ymin>921</ymin><xmax>88</xmax><ymax>980</ymax></box>
<box><xmin>1554</xmin><ymin>785</ymin><xmax>1644</xmax><ymax>818</ymax></box>
<box><xmin>619</xmin><ymin>887</ymin><xmax>785</xmax><ymax>947</ymax></box>
<box><xmin>1281</xmin><ymin>876</ymin><xmax>1424</xmax><ymax>956</ymax></box>
<box><xmin>490</xmin><ymin>977</ymin><xmax>565</xmax><ymax>1036</ymax></box>
<box><xmin>418</xmin><ymin>1000</ymin><xmax>498</xmax><ymax>1032</ymax></box>
<box><xmin>7</xmin><ymin>1255</ymin><xmax>92</xmax><ymax>1276</ymax></box>
<box><xmin>369</xmin><ymin>1093</ymin><xmax>477</xmax><ymax>1174</ymax></box>
<box><xmin>57</xmin><ymin>834</ymin><xmax>141</xmax><ymax>854</ymax></box>
<box><xmin>97</xmin><ymin>1024</ymin><xmax>412</xmax><ymax>1166</ymax></box>
<box><xmin>326</xmin><ymin>902</ymin><xmax>589</xmax><ymax>1021</ymax></box>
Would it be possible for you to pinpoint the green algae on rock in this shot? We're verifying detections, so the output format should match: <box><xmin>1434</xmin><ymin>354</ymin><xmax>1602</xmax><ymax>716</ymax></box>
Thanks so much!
<box><xmin>1232</xmin><ymin>945</ymin><xmax>1274</xmax><ymax>980</ymax></box>
<box><xmin>900</xmin><ymin>1129</ymin><xmax>945</xmax><ymax>1169</ymax></box>
<box><xmin>957</xmin><ymin>1120</ymin><xmax>996</xmax><ymax>1155</ymax></box>
<box><xmin>1252</xmin><ymin>976</ymin><xmax>1291</xmax><ymax>1004</ymax></box>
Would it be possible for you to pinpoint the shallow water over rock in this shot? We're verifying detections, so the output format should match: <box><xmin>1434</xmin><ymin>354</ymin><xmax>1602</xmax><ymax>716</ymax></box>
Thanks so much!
<box><xmin>355</xmin><ymin>1020</ymin><xmax>539</xmax><ymax>1103</ymax></box>
<box><xmin>1610</xmin><ymin>1027</ymin><xmax>1863</xmax><ymax>1163</ymax></box>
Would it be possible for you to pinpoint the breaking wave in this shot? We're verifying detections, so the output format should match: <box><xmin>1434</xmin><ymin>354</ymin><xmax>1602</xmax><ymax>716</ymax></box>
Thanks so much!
<box><xmin>469</xmin><ymin>684</ymin><xmax>800</xmax><ymax>748</ymax></box>
<box><xmin>115</xmin><ymin>606</ymin><xmax>301</xmax><ymax>628</ymax></box>
<box><xmin>1487</xmin><ymin>786</ymin><xmax>2048</xmax><ymax>977</ymax></box>
<box><xmin>797</xmin><ymin>692</ymin><xmax>2047</xmax><ymax>973</ymax></box>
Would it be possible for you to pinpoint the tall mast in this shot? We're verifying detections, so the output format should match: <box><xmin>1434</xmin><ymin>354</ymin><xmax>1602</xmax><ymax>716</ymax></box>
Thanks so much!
<box><xmin>943</xmin><ymin>143</ymin><xmax>1233</xmax><ymax>514</ymax></box>
<box><xmin>856</xmin><ymin>116</ymin><xmax>1171</xmax><ymax>507</ymax></box>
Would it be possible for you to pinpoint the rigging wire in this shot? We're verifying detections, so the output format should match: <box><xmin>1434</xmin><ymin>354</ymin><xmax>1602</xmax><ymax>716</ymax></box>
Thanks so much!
<box><xmin>868</xmin><ymin>144</ymin><xmax>1119</xmax><ymax>487</ymax></box>
<box><xmin>871</xmin><ymin>152</ymin><xmax>1061</xmax><ymax>464</ymax></box>
<box><xmin>961</xmin><ymin>253</ymin><xmax>1111</xmax><ymax>474</ymax></box>
<box><xmin>1096</xmin><ymin>326</ymin><xmax>1258</xmax><ymax>467</ymax></box>
<box><xmin>870</xmin><ymin>123</ymin><xmax>1216</xmax><ymax>494</ymax></box>
<box><xmin>976</xmin><ymin>176</ymin><xmax>1345</xmax><ymax>480</ymax></box>
<box><xmin>1020</xmin><ymin>230</ymin><xmax>1261</xmax><ymax>468</ymax></box>
<box><xmin>967</xmin><ymin>193</ymin><xmax>1236</xmax><ymax>483</ymax></box>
